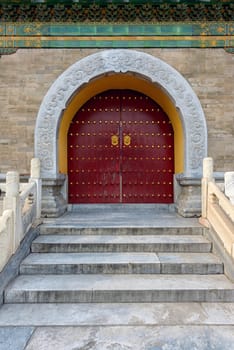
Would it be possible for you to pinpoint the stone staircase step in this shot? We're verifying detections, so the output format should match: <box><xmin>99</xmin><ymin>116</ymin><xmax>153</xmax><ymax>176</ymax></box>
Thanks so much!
<box><xmin>158</xmin><ymin>253</ymin><xmax>223</xmax><ymax>274</ymax></box>
<box><xmin>69</xmin><ymin>203</ymin><xmax>176</xmax><ymax>213</ymax></box>
<box><xmin>5</xmin><ymin>274</ymin><xmax>234</xmax><ymax>303</ymax></box>
<box><xmin>20</xmin><ymin>253</ymin><xmax>160</xmax><ymax>274</ymax></box>
<box><xmin>31</xmin><ymin>234</ymin><xmax>212</xmax><ymax>253</ymax></box>
<box><xmin>40</xmin><ymin>225</ymin><xmax>204</xmax><ymax>236</ymax></box>
<box><xmin>20</xmin><ymin>252</ymin><xmax>223</xmax><ymax>275</ymax></box>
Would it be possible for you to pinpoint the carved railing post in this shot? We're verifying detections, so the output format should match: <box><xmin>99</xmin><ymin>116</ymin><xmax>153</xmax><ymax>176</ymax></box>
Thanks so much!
<box><xmin>0</xmin><ymin>210</ymin><xmax>14</xmax><ymax>272</ymax></box>
<box><xmin>3</xmin><ymin>171</ymin><xmax>19</xmax><ymax>204</ymax></box>
<box><xmin>201</xmin><ymin>157</ymin><xmax>214</xmax><ymax>219</ymax></box>
<box><xmin>3</xmin><ymin>171</ymin><xmax>23</xmax><ymax>251</ymax></box>
<box><xmin>225</xmin><ymin>172</ymin><xmax>234</xmax><ymax>205</ymax></box>
<box><xmin>30</xmin><ymin>158</ymin><xmax>41</xmax><ymax>219</ymax></box>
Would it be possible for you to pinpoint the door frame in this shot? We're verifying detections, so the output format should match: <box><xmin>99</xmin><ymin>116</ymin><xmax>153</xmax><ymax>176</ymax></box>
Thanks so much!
<box><xmin>34</xmin><ymin>49</ymin><xmax>207</xmax><ymax>217</ymax></box>
<box><xmin>67</xmin><ymin>89</ymin><xmax>174</xmax><ymax>204</ymax></box>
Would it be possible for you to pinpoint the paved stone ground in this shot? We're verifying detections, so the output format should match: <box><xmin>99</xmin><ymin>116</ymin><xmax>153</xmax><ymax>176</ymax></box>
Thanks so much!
<box><xmin>6</xmin><ymin>325</ymin><xmax>234</xmax><ymax>350</ymax></box>
<box><xmin>1</xmin><ymin>325</ymin><xmax>234</xmax><ymax>350</ymax></box>
<box><xmin>0</xmin><ymin>303</ymin><xmax>234</xmax><ymax>350</ymax></box>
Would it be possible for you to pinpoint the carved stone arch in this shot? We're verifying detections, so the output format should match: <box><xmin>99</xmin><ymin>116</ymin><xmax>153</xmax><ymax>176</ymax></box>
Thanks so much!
<box><xmin>35</xmin><ymin>49</ymin><xmax>207</xmax><ymax>216</ymax></box>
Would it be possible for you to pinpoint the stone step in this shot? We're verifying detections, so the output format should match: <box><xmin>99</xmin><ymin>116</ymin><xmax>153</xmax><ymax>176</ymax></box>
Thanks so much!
<box><xmin>40</xmin><ymin>225</ymin><xmax>204</xmax><ymax>236</ymax></box>
<box><xmin>158</xmin><ymin>253</ymin><xmax>223</xmax><ymax>274</ymax></box>
<box><xmin>31</xmin><ymin>234</ymin><xmax>212</xmax><ymax>253</ymax></box>
<box><xmin>20</xmin><ymin>252</ymin><xmax>160</xmax><ymax>274</ymax></box>
<box><xmin>69</xmin><ymin>203</ymin><xmax>176</xmax><ymax>213</ymax></box>
<box><xmin>20</xmin><ymin>252</ymin><xmax>223</xmax><ymax>275</ymax></box>
<box><xmin>5</xmin><ymin>274</ymin><xmax>234</xmax><ymax>303</ymax></box>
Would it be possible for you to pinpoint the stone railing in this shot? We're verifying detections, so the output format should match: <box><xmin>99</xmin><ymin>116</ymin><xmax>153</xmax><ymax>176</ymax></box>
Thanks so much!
<box><xmin>200</xmin><ymin>157</ymin><xmax>234</xmax><ymax>262</ymax></box>
<box><xmin>0</xmin><ymin>158</ymin><xmax>41</xmax><ymax>272</ymax></box>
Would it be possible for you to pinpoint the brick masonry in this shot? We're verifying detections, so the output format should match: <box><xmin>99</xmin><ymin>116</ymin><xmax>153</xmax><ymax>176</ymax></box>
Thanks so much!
<box><xmin>0</xmin><ymin>48</ymin><xmax>233</xmax><ymax>174</ymax></box>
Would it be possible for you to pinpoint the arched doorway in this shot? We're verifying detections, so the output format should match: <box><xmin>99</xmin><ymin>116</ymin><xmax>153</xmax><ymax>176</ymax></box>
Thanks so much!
<box><xmin>67</xmin><ymin>90</ymin><xmax>174</xmax><ymax>204</ymax></box>
<box><xmin>35</xmin><ymin>49</ymin><xmax>207</xmax><ymax>217</ymax></box>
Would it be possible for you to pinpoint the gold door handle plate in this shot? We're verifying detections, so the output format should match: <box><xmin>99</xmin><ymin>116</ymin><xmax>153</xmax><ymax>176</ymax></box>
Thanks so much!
<box><xmin>111</xmin><ymin>135</ymin><xmax>119</xmax><ymax>146</ymax></box>
<box><xmin>124</xmin><ymin>135</ymin><xmax>131</xmax><ymax>146</ymax></box>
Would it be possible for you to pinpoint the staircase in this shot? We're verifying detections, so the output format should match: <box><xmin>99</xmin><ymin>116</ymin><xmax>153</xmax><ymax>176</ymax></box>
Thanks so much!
<box><xmin>3</xmin><ymin>205</ymin><xmax>234</xmax><ymax>304</ymax></box>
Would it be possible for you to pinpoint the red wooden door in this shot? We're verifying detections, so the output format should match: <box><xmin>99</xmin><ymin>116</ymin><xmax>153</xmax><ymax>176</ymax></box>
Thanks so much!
<box><xmin>121</xmin><ymin>90</ymin><xmax>174</xmax><ymax>203</ymax></box>
<box><xmin>68</xmin><ymin>92</ymin><xmax>121</xmax><ymax>203</ymax></box>
<box><xmin>68</xmin><ymin>90</ymin><xmax>174</xmax><ymax>203</ymax></box>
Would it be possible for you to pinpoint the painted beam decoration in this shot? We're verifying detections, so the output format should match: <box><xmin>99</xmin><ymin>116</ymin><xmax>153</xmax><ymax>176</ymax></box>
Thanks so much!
<box><xmin>0</xmin><ymin>0</ymin><xmax>233</xmax><ymax>52</ymax></box>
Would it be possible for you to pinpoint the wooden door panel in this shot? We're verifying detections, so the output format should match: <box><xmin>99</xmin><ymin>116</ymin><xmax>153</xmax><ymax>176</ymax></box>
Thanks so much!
<box><xmin>68</xmin><ymin>90</ymin><xmax>174</xmax><ymax>204</ymax></box>
<box><xmin>68</xmin><ymin>92</ymin><xmax>121</xmax><ymax>203</ymax></box>
<box><xmin>121</xmin><ymin>91</ymin><xmax>174</xmax><ymax>203</ymax></box>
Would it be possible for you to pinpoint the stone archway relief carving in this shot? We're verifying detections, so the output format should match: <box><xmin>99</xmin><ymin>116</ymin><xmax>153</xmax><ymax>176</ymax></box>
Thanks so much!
<box><xmin>35</xmin><ymin>49</ymin><xmax>207</xmax><ymax>178</ymax></box>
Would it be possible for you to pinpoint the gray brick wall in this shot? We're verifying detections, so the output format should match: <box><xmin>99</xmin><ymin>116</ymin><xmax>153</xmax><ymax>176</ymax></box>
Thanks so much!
<box><xmin>0</xmin><ymin>48</ymin><xmax>233</xmax><ymax>174</ymax></box>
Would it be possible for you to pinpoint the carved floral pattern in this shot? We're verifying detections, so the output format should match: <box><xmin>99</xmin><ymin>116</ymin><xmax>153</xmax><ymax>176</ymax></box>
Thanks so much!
<box><xmin>0</xmin><ymin>3</ymin><xmax>233</xmax><ymax>23</ymax></box>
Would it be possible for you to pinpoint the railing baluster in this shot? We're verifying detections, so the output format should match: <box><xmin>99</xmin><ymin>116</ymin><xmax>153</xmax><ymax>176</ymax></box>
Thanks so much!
<box><xmin>0</xmin><ymin>159</ymin><xmax>41</xmax><ymax>272</ymax></box>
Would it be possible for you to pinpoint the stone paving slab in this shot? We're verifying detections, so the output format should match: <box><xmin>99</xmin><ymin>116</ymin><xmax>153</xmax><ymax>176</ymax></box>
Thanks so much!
<box><xmin>0</xmin><ymin>327</ymin><xmax>34</xmax><ymax>350</ymax></box>
<box><xmin>24</xmin><ymin>325</ymin><xmax>234</xmax><ymax>350</ymax></box>
<box><xmin>1</xmin><ymin>303</ymin><xmax>234</xmax><ymax>327</ymax></box>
